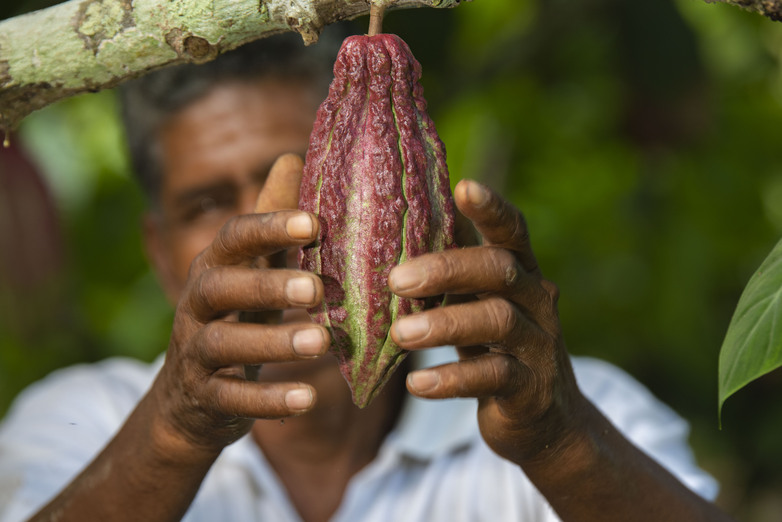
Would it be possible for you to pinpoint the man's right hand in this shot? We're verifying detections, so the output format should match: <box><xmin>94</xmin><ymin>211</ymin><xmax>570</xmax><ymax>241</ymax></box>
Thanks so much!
<box><xmin>148</xmin><ymin>154</ymin><xmax>329</xmax><ymax>455</ymax></box>
<box><xmin>27</xmin><ymin>154</ymin><xmax>330</xmax><ymax>522</ymax></box>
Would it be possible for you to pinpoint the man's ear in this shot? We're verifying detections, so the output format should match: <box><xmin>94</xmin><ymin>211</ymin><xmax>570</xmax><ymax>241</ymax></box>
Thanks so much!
<box><xmin>143</xmin><ymin>212</ymin><xmax>180</xmax><ymax>306</ymax></box>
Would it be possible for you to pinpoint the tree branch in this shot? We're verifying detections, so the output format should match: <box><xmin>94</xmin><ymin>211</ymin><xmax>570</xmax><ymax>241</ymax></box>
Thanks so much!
<box><xmin>711</xmin><ymin>0</ymin><xmax>782</xmax><ymax>21</ymax></box>
<box><xmin>0</xmin><ymin>0</ymin><xmax>466</xmax><ymax>133</ymax></box>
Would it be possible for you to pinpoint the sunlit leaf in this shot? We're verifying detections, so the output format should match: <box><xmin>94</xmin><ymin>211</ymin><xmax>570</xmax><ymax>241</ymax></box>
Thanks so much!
<box><xmin>718</xmin><ymin>237</ymin><xmax>782</xmax><ymax>423</ymax></box>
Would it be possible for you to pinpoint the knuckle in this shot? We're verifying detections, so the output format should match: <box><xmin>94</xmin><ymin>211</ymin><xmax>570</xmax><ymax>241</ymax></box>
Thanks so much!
<box><xmin>214</xmin><ymin>377</ymin><xmax>252</xmax><ymax>418</ymax></box>
<box><xmin>485</xmin><ymin>248</ymin><xmax>518</xmax><ymax>288</ymax></box>
<box><xmin>194</xmin><ymin>269</ymin><xmax>222</xmax><ymax>314</ymax></box>
<box><xmin>534</xmin><ymin>280</ymin><xmax>561</xmax><ymax>332</ymax></box>
<box><xmin>487</xmin><ymin>354</ymin><xmax>514</xmax><ymax>386</ymax></box>
<box><xmin>428</xmin><ymin>251</ymin><xmax>460</xmax><ymax>284</ymax></box>
<box><xmin>492</xmin><ymin>204</ymin><xmax>527</xmax><ymax>246</ymax></box>
<box><xmin>216</xmin><ymin>217</ymin><xmax>241</xmax><ymax>254</ymax></box>
<box><xmin>213</xmin><ymin>380</ymin><xmax>233</xmax><ymax>414</ymax></box>
<box><xmin>189</xmin><ymin>250</ymin><xmax>209</xmax><ymax>276</ymax></box>
<box><xmin>429</xmin><ymin>308</ymin><xmax>469</xmax><ymax>347</ymax></box>
<box><xmin>434</xmin><ymin>309</ymin><xmax>459</xmax><ymax>340</ymax></box>
<box><xmin>504</xmin><ymin>264</ymin><xmax>520</xmax><ymax>288</ymax></box>
<box><xmin>220</xmin><ymin>215</ymin><xmax>242</xmax><ymax>239</ymax></box>
<box><xmin>485</xmin><ymin>298</ymin><xmax>517</xmax><ymax>341</ymax></box>
<box><xmin>541</xmin><ymin>279</ymin><xmax>560</xmax><ymax>304</ymax></box>
<box><xmin>202</xmin><ymin>321</ymin><xmax>225</xmax><ymax>353</ymax></box>
<box><xmin>509</xmin><ymin>212</ymin><xmax>530</xmax><ymax>247</ymax></box>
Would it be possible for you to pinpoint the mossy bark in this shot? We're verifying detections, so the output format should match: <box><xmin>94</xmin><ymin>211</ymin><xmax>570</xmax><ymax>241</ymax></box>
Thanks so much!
<box><xmin>0</xmin><ymin>0</ymin><xmax>467</xmax><ymax>132</ymax></box>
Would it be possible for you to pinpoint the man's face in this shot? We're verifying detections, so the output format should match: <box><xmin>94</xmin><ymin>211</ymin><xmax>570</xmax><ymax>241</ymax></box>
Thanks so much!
<box><xmin>145</xmin><ymin>78</ymin><xmax>317</xmax><ymax>303</ymax></box>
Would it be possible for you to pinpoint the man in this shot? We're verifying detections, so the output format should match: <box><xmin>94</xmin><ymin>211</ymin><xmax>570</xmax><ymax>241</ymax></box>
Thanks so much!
<box><xmin>0</xmin><ymin>30</ymin><xmax>733</xmax><ymax>522</ymax></box>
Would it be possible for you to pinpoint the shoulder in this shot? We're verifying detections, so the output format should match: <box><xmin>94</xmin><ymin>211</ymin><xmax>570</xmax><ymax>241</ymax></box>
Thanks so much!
<box><xmin>572</xmin><ymin>356</ymin><xmax>677</xmax><ymax>417</ymax></box>
<box><xmin>571</xmin><ymin>356</ymin><xmax>688</xmax><ymax>443</ymax></box>
<box><xmin>0</xmin><ymin>357</ymin><xmax>161</xmax><ymax>522</ymax></box>
<box><xmin>1</xmin><ymin>356</ymin><xmax>159</xmax><ymax>435</ymax></box>
<box><xmin>571</xmin><ymin>356</ymin><xmax>719</xmax><ymax>500</ymax></box>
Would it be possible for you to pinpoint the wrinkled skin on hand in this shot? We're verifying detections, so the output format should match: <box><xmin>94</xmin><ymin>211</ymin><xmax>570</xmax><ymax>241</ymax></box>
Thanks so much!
<box><xmin>389</xmin><ymin>179</ymin><xmax>587</xmax><ymax>464</ymax></box>
<box><xmin>149</xmin><ymin>156</ymin><xmax>330</xmax><ymax>453</ymax></box>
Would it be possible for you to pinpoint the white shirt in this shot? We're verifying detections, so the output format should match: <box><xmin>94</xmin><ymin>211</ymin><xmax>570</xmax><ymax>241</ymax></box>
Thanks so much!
<box><xmin>0</xmin><ymin>348</ymin><xmax>718</xmax><ymax>521</ymax></box>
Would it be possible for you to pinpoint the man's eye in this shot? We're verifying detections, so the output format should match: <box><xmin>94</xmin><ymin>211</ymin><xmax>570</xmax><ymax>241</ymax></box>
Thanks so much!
<box><xmin>199</xmin><ymin>196</ymin><xmax>217</xmax><ymax>213</ymax></box>
<box><xmin>182</xmin><ymin>195</ymin><xmax>229</xmax><ymax>222</ymax></box>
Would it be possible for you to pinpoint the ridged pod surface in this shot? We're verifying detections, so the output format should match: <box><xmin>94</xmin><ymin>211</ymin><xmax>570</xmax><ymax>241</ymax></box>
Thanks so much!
<box><xmin>299</xmin><ymin>34</ymin><xmax>455</xmax><ymax>408</ymax></box>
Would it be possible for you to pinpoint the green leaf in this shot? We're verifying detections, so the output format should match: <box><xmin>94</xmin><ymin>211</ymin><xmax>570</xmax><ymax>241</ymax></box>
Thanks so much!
<box><xmin>718</xmin><ymin>236</ymin><xmax>782</xmax><ymax>424</ymax></box>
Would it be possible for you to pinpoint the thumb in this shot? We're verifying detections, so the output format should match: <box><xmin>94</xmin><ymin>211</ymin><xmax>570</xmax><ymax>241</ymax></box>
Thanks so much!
<box><xmin>240</xmin><ymin>153</ymin><xmax>307</xmax><ymax>322</ymax></box>
<box><xmin>254</xmin><ymin>153</ymin><xmax>305</xmax><ymax>213</ymax></box>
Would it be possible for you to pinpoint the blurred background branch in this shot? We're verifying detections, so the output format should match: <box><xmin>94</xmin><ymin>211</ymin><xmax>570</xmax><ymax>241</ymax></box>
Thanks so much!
<box><xmin>716</xmin><ymin>0</ymin><xmax>782</xmax><ymax>21</ymax></box>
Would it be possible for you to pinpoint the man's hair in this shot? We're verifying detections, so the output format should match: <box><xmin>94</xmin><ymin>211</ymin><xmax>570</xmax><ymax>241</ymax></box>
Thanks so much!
<box><xmin>120</xmin><ymin>27</ymin><xmax>347</xmax><ymax>207</ymax></box>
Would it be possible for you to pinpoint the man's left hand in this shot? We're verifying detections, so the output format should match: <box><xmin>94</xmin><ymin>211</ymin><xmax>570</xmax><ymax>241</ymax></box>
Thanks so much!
<box><xmin>388</xmin><ymin>179</ymin><xmax>588</xmax><ymax>465</ymax></box>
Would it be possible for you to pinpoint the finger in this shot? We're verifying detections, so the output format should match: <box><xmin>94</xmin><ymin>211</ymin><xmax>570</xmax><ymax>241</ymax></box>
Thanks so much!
<box><xmin>194</xmin><ymin>210</ymin><xmax>318</xmax><ymax>272</ymax></box>
<box><xmin>389</xmin><ymin>246</ymin><xmax>524</xmax><ymax>298</ymax></box>
<box><xmin>406</xmin><ymin>353</ymin><xmax>520</xmax><ymax>399</ymax></box>
<box><xmin>206</xmin><ymin>378</ymin><xmax>316</xmax><ymax>418</ymax></box>
<box><xmin>254</xmin><ymin>153</ymin><xmax>304</xmax><ymax>213</ymax></box>
<box><xmin>243</xmin><ymin>154</ymin><xmax>305</xmax><ymax>277</ymax></box>
<box><xmin>195</xmin><ymin>322</ymin><xmax>329</xmax><ymax>368</ymax></box>
<box><xmin>453</xmin><ymin>179</ymin><xmax>539</xmax><ymax>274</ymax></box>
<box><xmin>389</xmin><ymin>244</ymin><xmax>556</xmax><ymax>326</ymax></box>
<box><xmin>187</xmin><ymin>266</ymin><xmax>323</xmax><ymax>321</ymax></box>
<box><xmin>390</xmin><ymin>297</ymin><xmax>529</xmax><ymax>350</ymax></box>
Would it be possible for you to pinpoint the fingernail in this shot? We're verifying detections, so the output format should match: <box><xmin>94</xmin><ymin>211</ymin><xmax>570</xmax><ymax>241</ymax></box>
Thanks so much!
<box><xmin>285</xmin><ymin>277</ymin><xmax>316</xmax><ymax>305</ymax></box>
<box><xmin>466</xmin><ymin>182</ymin><xmax>489</xmax><ymax>208</ymax></box>
<box><xmin>393</xmin><ymin>315</ymin><xmax>429</xmax><ymax>343</ymax></box>
<box><xmin>390</xmin><ymin>264</ymin><xmax>426</xmax><ymax>292</ymax></box>
<box><xmin>408</xmin><ymin>370</ymin><xmax>439</xmax><ymax>393</ymax></box>
<box><xmin>286</xmin><ymin>214</ymin><xmax>313</xmax><ymax>239</ymax></box>
<box><xmin>285</xmin><ymin>388</ymin><xmax>313</xmax><ymax>410</ymax></box>
<box><xmin>292</xmin><ymin>328</ymin><xmax>323</xmax><ymax>357</ymax></box>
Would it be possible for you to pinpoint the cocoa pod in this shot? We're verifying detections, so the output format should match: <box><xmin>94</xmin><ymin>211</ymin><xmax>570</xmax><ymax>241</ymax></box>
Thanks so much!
<box><xmin>299</xmin><ymin>34</ymin><xmax>455</xmax><ymax>408</ymax></box>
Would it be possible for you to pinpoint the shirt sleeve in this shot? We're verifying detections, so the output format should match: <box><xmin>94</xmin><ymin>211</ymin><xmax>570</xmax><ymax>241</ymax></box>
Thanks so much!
<box><xmin>0</xmin><ymin>358</ymin><xmax>155</xmax><ymax>522</ymax></box>
<box><xmin>571</xmin><ymin>356</ymin><xmax>720</xmax><ymax>501</ymax></box>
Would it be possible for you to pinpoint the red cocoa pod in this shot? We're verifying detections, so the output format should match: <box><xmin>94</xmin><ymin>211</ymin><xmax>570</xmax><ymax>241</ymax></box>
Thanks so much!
<box><xmin>299</xmin><ymin>34</ymin><xmax>456</xmax><ymax>408</ymax></box>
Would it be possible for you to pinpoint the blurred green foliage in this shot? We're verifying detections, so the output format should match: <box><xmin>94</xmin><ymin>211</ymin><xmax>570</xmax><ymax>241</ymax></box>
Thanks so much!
<box><xmin>0</xmin><ymin>89</ymin><xmax>173</xmax><ymax>405</ymax></box>
<box><xmin>2</xmin><ymin>0</ymin><xmax>782</xmax><ymax>518</ymax></box>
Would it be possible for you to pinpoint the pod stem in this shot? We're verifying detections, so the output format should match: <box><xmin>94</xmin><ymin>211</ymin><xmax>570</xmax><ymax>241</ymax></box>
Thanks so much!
<box><xmin>368</xmin><ymin>3</ymin><xmax>385</xmax><ymax>36</ymax></box>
